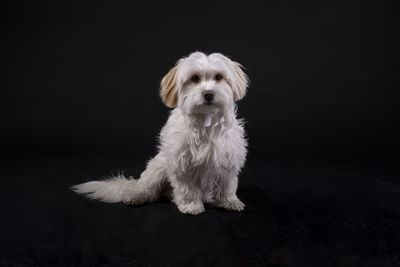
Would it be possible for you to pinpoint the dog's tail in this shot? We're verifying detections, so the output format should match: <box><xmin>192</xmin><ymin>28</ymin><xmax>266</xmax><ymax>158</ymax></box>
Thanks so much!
<box><xmin>72</xmin><ymin>153</ymin><xmax>168</xmax><ymax>204</ymax></box>
<box><xmin>71</xmin><ymin>174</ymin><xmax>134</xmax><ymax>203</ymax></box>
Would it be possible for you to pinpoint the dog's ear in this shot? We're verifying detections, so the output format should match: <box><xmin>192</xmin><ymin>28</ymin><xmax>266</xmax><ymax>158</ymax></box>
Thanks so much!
<box><xmin>230</xmin><ymin>62</ymin><xmax>249</xmax><ymax>101</ymax></box>
<box><xmin>160</xmin><ymin>66</ymin><xmax>179</xmax><ymax>108</ymax></box>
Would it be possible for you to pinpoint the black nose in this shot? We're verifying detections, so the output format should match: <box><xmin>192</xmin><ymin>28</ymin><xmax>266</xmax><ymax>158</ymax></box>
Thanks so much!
<box><xmin>204</xmin><ymin>93</ymin><xmax>214</xmax><ymax>102</ymax></box>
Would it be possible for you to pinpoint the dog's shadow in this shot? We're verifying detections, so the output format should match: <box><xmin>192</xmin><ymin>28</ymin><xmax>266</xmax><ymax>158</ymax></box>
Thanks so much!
<box><xmin>121</xmin><ymin>196</ymin><xmax>247</xmax><ymax>215</ymax></box>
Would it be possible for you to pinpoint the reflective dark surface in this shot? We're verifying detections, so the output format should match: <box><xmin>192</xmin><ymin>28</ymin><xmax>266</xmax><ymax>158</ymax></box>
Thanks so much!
<box><xmin>1</xmin><ymin>155</ymin><xmax>400</xmax><ymax>266</ymax></box>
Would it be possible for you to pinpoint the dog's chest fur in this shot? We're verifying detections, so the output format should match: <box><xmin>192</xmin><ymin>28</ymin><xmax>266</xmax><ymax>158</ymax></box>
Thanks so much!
<box><xmin>160</xmin><ymin>109</ymin><xmax>246</xmax><ymax>182</ymax></box>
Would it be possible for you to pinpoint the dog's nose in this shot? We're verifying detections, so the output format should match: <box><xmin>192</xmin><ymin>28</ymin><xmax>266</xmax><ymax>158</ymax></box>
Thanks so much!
<box><xmin>203</xmin><ymin>91</ymin><xmax>214</xmax><ymax>102</ymax></box>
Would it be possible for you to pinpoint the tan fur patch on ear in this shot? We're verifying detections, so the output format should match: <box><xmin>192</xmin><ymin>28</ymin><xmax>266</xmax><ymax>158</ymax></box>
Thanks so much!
<box><xmin>232</xmin><ymin>63</ymin><xmax>248</xmax><ymax>101</ymax></box>
<box><xmin>160</xmin><ymin>66</ymin><xmax>178</xmax><ymax>108</ymax></box>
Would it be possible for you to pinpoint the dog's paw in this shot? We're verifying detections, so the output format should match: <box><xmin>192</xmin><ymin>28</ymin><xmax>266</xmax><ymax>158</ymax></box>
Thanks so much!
<box><xmin>121</xmin><ymin>193</ymin><xmax>135</xmax><ymax>205</ymax></box>
<box><xmin>121</xmin><ymin>190</ymin><xmax>145</xmax><ymax>206</ymax></box>
<box><xmin>218</xmin><ymin>198</ymin><xmax>245</xmax><ymax>211</ymax></box>
<box><xmin>177</xmin><ymin>201</ymin><xmax>205</xmax><ymax>215</ymax></box>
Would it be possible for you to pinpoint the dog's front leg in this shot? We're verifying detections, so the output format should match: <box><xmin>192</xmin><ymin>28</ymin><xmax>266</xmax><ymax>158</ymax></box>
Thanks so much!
<box><xmin>171</xmin><ymin>180</ymin><xmax>205</xmax><ymax>215</ymax></box>
<box><xmin>215</xmin><ymin>175</ymin><xmax>245</xmax><ymax>211</ymax></box>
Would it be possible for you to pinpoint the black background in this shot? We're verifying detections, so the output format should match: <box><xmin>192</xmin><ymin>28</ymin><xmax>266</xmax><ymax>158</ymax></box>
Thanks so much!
<box><xmin>1</xmin><ymin>1</ymin><xmax>400</xmax><ymax>266</ymax></box>
<box><xmin>2</xmin><ymin>1</ymin><xmax>399</xmax><ymax>161</ymax></box>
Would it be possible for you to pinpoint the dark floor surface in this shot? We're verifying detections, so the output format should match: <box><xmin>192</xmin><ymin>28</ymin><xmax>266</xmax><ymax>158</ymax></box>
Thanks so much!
<box><xmin>1</xmin><ymin>155</ymin><xmax>400</xmax><ymax>267</ymax></box>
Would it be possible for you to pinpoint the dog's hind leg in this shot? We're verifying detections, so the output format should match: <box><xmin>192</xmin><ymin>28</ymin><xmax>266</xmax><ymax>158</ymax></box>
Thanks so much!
<box><xmin>121</xmin><ymin>153</ymin><xmax>168</xmax><ymax>205</ymax></box>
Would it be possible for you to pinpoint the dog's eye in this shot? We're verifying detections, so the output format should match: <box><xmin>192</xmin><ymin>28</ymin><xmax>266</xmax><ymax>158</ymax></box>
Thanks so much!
<box><xmin>215</xmin><ymin>74</ymin><xmax>223</xmax><ymax>81</ymax></box>
<box><xmin>191</xmin><ymin>74</ymin><xmax>200</xmax><ymax>83</ymax></box>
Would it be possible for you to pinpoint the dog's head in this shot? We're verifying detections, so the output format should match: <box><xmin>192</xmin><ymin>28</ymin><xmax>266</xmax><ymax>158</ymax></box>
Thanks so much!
<box><xmin>160</xmin><ymin>52</ymin><xmax>248</xmax><ymax>115</ymax></box>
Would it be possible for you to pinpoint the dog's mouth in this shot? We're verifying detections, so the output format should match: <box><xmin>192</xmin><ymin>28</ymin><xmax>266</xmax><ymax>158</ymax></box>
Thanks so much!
<box><xmin>191</xmin><ymin>101</ymin><xmax>220</xmax><ymax>115</ymax></box>
<box><xmin>203</xmin><ymin>98</ymin><xmax>217</xmax><ymax>105</ymax></box>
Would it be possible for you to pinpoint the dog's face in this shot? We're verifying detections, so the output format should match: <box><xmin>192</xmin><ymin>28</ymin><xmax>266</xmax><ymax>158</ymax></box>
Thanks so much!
<box><xmin>160</xmin><ymin>52</ymin><xmax>248</xmax><ymax>115</ymax></box>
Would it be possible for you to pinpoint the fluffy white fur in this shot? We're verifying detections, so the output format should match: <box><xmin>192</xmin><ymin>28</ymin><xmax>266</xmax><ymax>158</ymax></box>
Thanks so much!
<box><xmin>72</xmin><ymin>52</ymin><xmax>249</xmax><ymax>215</ymax></box>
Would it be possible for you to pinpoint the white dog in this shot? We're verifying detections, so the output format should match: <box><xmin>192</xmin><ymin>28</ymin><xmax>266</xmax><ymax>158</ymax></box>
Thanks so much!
<box><xmin>72</xmin><ymin>52</ymin><xmax>249</xmax><ymax>215</ymax></box>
